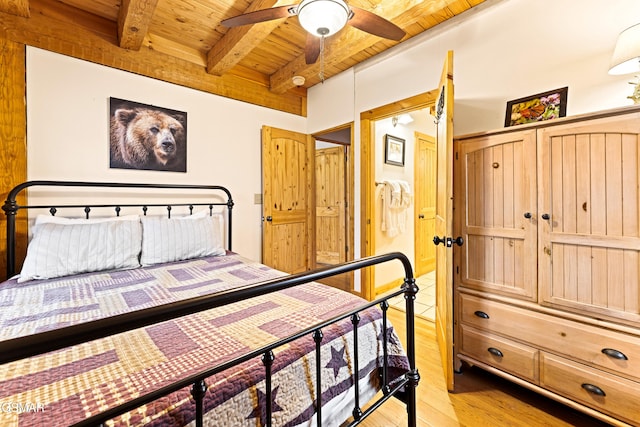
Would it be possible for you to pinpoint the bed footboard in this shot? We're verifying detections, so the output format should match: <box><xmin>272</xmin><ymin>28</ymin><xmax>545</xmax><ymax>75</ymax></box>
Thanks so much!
<box><xmin>0</xmin><ymin>181</ymin><xmax>419</xmax><ymax>427</ymax></box>
<box><xmin>0</xmin><ymin>253</ymin><xmax>419</xmax><ymax>427</ymax></box>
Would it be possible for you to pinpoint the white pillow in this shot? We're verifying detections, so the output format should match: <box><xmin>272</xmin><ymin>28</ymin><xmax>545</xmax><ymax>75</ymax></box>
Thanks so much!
<box><xmin>19</xmin><ymin>217</ymin><xmax>142</xmax><ymax>282</ymax></box>
<box><xmin>140</xmin><ymin>211</ymin><xmax>225</xmax><ymax>266</ymax></box>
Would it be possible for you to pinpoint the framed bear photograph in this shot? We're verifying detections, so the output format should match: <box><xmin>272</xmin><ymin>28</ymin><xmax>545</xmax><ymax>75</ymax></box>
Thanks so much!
<box><xmin>109</xmin><ymin>97</ymin><xmax>187</xmax><ymax>172</ymax></box>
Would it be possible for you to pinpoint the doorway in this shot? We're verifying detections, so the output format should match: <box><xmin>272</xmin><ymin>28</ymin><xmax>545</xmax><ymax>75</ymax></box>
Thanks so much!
<box><xmin>359</xmin><ymin>93</ymin><xmax>439</xmax><ymax>302</ymax></box>
<box><xmin>360</xmin><ymin>52</ymin><xmax>455</xmax><ymax>391</ymax></box>
<box><xmin>312</xmin><ymin>125</ymin><xmax>355</xmax><ymax>293</ymax></box>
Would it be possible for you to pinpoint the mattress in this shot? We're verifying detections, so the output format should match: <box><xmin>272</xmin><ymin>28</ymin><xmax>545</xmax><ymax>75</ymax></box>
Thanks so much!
<box><xmin>0</xmin><ymin>252</ymin><xmax>409</xmax><ymax>426</ymax></box>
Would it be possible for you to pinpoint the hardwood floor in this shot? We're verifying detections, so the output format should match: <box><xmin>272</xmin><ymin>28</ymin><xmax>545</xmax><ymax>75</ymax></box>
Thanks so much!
<box><xmin>358</xmin><ymin>308</ymin><xmax>613</xmax><ymax>427</ymax></box>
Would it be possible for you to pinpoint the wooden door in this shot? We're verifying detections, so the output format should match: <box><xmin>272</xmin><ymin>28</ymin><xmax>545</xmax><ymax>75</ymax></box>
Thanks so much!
<box><xmin>315</xmin><ymin>146</ymin><xmax>346</xmax><ymax>265</ymax></box>
<box><xmin>434</xmin><ymin>51</ymin><xmax>455</xmax><ymax>392</ymax></box>
<box><xmin>538</xmin><ymin>113</ymin><xmax>640</xmax><ymax>324</ymax></box>
<box><xmin>414</xmin><ymin>131</ymin><xmax>437</xmax><ymax>277</ymax></box>
<box><xmin>262</xmin><ymin>126</ymin><xmax>314</xmax><ymax>274</ymax></box>
<box><xmin>457</xmin><ymin>130</ymin><xmax>538</xmax><ymax>301</ymax></box>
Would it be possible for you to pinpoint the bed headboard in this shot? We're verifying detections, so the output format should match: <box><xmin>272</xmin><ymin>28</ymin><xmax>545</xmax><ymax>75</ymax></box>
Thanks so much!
<box><xmin>2</xmin><ymin>180</ymin><xmax>234</xmax><ymax>279</ymax></box>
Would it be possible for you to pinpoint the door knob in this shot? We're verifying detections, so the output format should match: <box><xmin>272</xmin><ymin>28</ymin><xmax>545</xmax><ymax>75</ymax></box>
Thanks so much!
<box><xmin>265</xmin><ymin>216</ymin><xmax>272</xmax><ymax>222</ymax></box>
<box><xmin>541</xmin><ymin>213</ymin><xmax>550</xmax><ymax>220</ymax></box>
<box><xmin>433</xmin><ymin>236</ymin><xmax>464</xmax><ymax>247</ymax></box>
<box><xmin>524</xmin><ymin>212</ymin><xmax>532</xmax><ymax>219</ymax></box>
<box><xmin>418</xmin><ymin>214</ymin><xmax>425</xmax><ymax>219</ymax></box>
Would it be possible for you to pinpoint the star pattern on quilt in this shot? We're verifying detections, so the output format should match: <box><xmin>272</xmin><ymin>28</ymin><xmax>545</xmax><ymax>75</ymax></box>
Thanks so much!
<box><xmin>247</xmin><ymin>386</ymin><xmax>284</xmax><ymax>426</ymax></box>
<box><xmin>378</xmin><ymin>326</ymin><xmax>401</xmax><ymax>347</ymax></box>
<box><xmin>325</xmin><ymin>345</ymin><xmax>348</xmax><ymax>378</ymax></box>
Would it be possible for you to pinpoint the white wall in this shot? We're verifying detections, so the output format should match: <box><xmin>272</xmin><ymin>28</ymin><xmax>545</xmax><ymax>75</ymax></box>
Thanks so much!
<box><xmin>310</xmin><ymin>0</ymin><xmax>640</xmax><ymax>136</ymax></box>
<box><xmin>307</xmin><ymin>0</ymin><xmax>640</xmax><ymax>272</ymax></box>
<box><xmin>26</xmin><ymin>47</ymin><xmax>307</xmax><ymax>262</ymax></box>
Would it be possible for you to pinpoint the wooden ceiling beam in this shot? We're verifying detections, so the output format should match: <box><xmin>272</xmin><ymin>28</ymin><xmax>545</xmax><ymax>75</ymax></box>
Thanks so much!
<box><xmin>0</xmin><ymin>0</ymin><xmax>306</xmax><ymax>116</ymax></box>
<box><xmin>0</xmin><ymin>0</ymin><xmax>29</xmax><ymax>18</ymax></box>
<box><xmin>207</xmin><ymin>0</ymin><xmax>289</xmax><ymax>76</ymax></box>
<box><xmin>0</xmin><ymin>0</ymin><xmax>483</xmax><ymax>115</ymax></box>
<box><xmin>269</xmin><ymin>0</ymin><xmax>459</xmax><ymax>93</ymax></box>
<box><xmin>117</xmin><ymin>0</ymin><xmax>159</xmax><ymax>50</ymax></box>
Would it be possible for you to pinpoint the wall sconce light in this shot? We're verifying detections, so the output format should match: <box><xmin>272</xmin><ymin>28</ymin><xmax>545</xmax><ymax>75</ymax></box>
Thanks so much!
<box><xmin>609</xmin><ymin>23</ymin><xmax>640</xmax><ymax>75</ymax></box>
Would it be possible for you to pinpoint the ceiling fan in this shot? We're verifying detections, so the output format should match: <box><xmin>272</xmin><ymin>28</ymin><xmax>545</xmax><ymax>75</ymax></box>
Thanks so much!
<box><xmin>221</xmin><ymin>0</ymin><xmax>406</xmax><ymax>65</ymax></box>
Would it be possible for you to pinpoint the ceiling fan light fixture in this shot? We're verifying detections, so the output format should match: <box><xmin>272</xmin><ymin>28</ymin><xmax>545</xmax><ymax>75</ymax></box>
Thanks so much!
<box><xmin>297</xmin><ymin>0</ymin><xmax>350</xmax><ymax>37</ymax></box>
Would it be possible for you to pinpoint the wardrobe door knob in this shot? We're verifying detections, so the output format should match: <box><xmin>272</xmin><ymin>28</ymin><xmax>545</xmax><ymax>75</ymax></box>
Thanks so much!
<box><xmin>524</xmin><ymin>212</ymin><xmax>532</xmax><ymax>219</ymax></box>
<box><xmin>541</xmin><ymin>213</ymin><xmax>550</xmax><ymax>220</ymax></box>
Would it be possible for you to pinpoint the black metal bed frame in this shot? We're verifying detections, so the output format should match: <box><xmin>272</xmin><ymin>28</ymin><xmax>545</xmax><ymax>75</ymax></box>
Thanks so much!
<box><xmin>0</xmin><ymin>180</ymin><xmax>419</xmax><ymax>427</ymax></box>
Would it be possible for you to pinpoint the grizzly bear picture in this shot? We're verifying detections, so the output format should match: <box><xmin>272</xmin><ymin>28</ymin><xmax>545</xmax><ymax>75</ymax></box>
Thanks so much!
<box><xmin>109</xmin><ymin>99</ymin><xmax>187</xmax><ymax>172</ymax></box>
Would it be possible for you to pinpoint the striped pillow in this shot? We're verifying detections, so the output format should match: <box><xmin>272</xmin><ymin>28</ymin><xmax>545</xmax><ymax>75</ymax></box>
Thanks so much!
<box><xmin>140</xmin><ymin>211</ymin><xmax>225</xmax><ymax>266</ymax></box>
<box><xmin>18</xmin><ymin>217</ymin><xmax>142</xmax><ymax>282</ymax></box>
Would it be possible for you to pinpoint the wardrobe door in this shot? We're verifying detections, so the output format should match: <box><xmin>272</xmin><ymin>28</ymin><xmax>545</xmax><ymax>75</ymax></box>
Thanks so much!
<box><xmin>458</xmin><ymin>129</ymin><xmax>538</xmax><ymax>300</ymax></box>
<box><xmin>538</xmin><ymin>112</ymin><xmax>640</xmax><ymax>325</ymax></box>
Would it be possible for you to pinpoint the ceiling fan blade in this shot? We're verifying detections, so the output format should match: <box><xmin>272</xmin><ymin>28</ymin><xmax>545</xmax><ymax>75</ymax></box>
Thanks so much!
<box><xmin>348</xmin><ymin>6</ymin><xmax>406</xmax><ymax>41</ymax></box>
<box><xmin>221</xmin><ymin>5</ymin><xmax>297</xmax><ymax>28</ymax></box>
<box><xmin>305</xmin><ymin>33</ymin><xmax>321</xmax><ymax>64</ymax></box>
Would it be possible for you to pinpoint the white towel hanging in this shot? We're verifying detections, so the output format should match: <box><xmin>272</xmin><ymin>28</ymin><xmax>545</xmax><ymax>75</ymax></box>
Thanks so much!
<box><xmin>380</xmin><ymin>179</ymin><xmax>412</xmax><ymax>237</ymax></box>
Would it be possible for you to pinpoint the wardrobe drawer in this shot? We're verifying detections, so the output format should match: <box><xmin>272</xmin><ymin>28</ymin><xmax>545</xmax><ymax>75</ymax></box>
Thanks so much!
<box><xmin>460</xmin><ymin>293</ymin><xmax>640</xmax><ymax>381</ymax></box>
<box><xmin>541</xmin><ymin>352</ymin><xmax>640</xmax><ymax>426</ymax></box>
<box><xmin>461</xmin><ymin>325</ymin><xmax>539</xmax><ymax>383</ymax></box>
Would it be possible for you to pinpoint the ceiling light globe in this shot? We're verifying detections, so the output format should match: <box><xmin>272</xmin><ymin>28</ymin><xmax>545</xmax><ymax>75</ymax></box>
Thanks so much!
<box><xmin>297</xmin><ymin>0</ymin><xmax>350</xmax><ymax>37</ymax></box>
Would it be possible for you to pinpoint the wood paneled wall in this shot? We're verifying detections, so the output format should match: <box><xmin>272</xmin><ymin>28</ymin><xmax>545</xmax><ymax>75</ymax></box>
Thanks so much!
<box><xmin>0</xmin><ymin>38</ymin><xmax>27</xmax><ymax>279</ymax></box>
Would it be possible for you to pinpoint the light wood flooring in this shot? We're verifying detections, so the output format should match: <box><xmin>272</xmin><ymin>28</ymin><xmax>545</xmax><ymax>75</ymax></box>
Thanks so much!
<box><xmin>357</xmin><ymin>308</ymin><xmax>612</xmax><ymax>427</ymax></box>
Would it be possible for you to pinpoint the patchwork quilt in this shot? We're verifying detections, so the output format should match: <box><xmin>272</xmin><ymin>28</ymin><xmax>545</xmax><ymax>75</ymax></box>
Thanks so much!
<box><xmin>0</xmin><ymin>253</ymin><xmax>409</xmax><ymax>426</ymax></box>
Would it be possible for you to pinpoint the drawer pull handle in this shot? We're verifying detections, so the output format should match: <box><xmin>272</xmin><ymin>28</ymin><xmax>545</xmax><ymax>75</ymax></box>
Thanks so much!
<box><xmin>581</xmin><ymin>383</ymin><xmax>606</xmax><ymax>397</ymax></box>
<box><xmin>474</xmin><ymin>310</ymin><xmax>489</xmax><ymax>319</ymax></box>
<box><xmin>601</xmin><ymin>348</ymin><xmax>628</xmax><ymax>360</ymax></box>
<box><xmin>487</xmin><ymin>347</ymin><xmax>503</xmax><ymax>358</ymax></box>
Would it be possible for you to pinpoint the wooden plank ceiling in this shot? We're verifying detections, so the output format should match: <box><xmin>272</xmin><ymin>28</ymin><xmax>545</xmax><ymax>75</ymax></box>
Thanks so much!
<box><xmin>0</xmin><ymin>0</ymin><xmax>486</xmax><ymax>116</ymax></box>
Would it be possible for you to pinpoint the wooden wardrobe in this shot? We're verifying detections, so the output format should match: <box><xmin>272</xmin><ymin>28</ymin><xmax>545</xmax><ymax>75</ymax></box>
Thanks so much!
<box><xmin>454</xmin><ymin>106</ymin><xmax>640</xmax><ymax>426</ymax></box>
